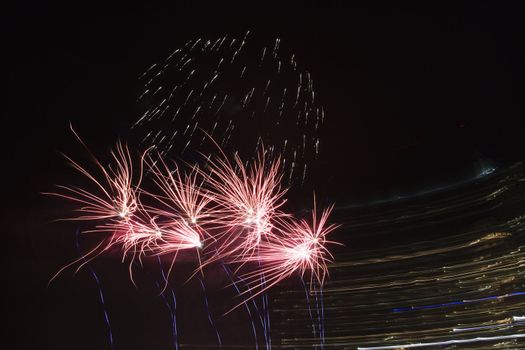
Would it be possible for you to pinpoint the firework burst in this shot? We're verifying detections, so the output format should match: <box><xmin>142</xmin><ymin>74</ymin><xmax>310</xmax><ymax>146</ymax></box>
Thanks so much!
<box><xmin>47</xmin><ymin>127</ymin><xmax>142</xmax><ymax>226</ymax></box>
<box><xmin>233</xmin><ymin>200</ymin><xmax>340</xmax><ymax>305</ymax></box>
<box><xmin>200</xmin><ymin>147</ymin><xmax>289</xmax><ymax>263</ymax></box>
<box><xmin>134</xmin><ymin>32</ymin><xmax>325</xmax><ymax>187</ymax></box>
<box><xmin>48</xmin><ymin>41</ymin><xmax>340</xmax><ymax>345</ymax></box>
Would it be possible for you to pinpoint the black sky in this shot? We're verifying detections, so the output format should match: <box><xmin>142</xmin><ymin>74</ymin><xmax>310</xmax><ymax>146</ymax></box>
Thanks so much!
<box><xmin>5</xmin><ymin>3</ymin><xmax>525</xmax><ymax>202</ymax></box>
<box><xmin>3</xmin><ymin>2</ymin><xmax>525</xmax><ymax>348</ymax></box>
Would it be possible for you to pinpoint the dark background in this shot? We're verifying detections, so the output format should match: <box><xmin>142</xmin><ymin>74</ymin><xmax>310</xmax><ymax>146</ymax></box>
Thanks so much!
<box><xmin>3</xmin><ymin>2</ymin><xmax>525</xmax><ymax>349</ymax></box>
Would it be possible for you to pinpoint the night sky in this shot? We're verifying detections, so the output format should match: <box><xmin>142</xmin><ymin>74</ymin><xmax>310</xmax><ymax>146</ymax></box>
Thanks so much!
<box><xmin>4</xmin><ymin>2</ymin><xmax>525</xmax><ymax>349</ymax></box>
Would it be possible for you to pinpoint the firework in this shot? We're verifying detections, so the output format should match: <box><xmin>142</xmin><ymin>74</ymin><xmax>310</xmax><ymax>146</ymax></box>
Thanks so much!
<box><xmin>134</xmin><ymin>32</ymin><xmax>325</xmax><ymax>187</ymax></box>
<box><xmin>47</xmin><ymin>34</ymin><xmax>339</xmax><ymax>350</ymax></box>
<box><xmin>200</xmin><ymin>147</ymin><xmax>289</xmax><ymax>263</ymax></box>
<box><xmin>145</xmin><ymin>155</ymin><xmax>215</xmax><ymax>231</ymax></box>
<box><xmin>47</xmin><ymin>128</ymin><xmax>204</xmax><ymax>282</ymax></box>
<box><xmin>45</xmin><ymin>126</ymin><xmax>146</xmax><ymax>282</ymax></box>
<box><xmin>47</xmin><ymin>125</ymin><xmax>142</xmax><ymax>226</ymax></box>
<box><xmin>49</xmin><ymin>131</ymin><xmax>338</xmax><ymax>293</ymax></box>
<box><xmin>234</xmin><ymin>201</ymin><xmax>340</xmax><ymax>303</ymax></box>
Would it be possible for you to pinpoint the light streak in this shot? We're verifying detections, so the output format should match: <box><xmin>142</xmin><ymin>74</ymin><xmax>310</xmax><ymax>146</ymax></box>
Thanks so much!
<box><xmin>275</xmin><ymin>163</ymin><xmax>525</xmax><ymax>349</ymax></box>
<box><xmin>75</xmin><ymin>229</ymin><xmax>114</xmax><ymax>350</ymax></box>
<box><xmin>356</xmin><ymin>333</ymin><xmax>525</xmax><ymax>350</ymax></box>
<box><xmin>221</xmin><ymin>263</ymin><xmax>259</xmax><ymax>350</ymax></box>
<box><xmin>313</xmin><ymin>283</ymin><xmax>325</xmax><ymax>349</ymax></box>
<box><xmin>392</xmin><ymin>291</ymin><xmax>525</xmax><ymax>312</ymax></box>
<box><xmin>301</xmin><ymin>278</ymin><xmax>318</xmax><ymax>338</ymax></box>
<box><xmin>198</xmin><ymin>276</ymin><xmax>222</xmax><ymax>347</ymax></box>
<box><xmin>156</xmin><ymin>256</ymin><xmax>179</xmax><ymax>350</ymax></box>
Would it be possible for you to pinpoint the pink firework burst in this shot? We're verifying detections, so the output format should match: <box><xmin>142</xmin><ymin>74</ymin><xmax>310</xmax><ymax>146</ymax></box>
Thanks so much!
<box><xmin>234</xmin><ymin>199</ymin><xmax>339</xmax><ymax>304</ymax></box>
<box><xmin>47</xmin><ymin>128</ymin><xmax>340</xmax><ymax>299</ymax></box>
<box><xmin>45</xmin><ymin>126</ymin><xmax>149</xmax><ymax>282</ymax></box>
<box><xmin>202</xmin><ymin>148</ymin><xmax>289</xmax><ymax>262</ymax></box>
<box><xmin>46</xmin><ymin>126</ymin><xmax>143</xmax><ymax>227</ymax></box>
<box><xmin>145</xmin><ymin>155</ymin><xmax>215</xmax><ymax>236</ymax></box>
